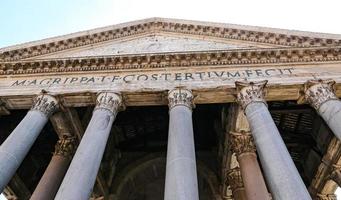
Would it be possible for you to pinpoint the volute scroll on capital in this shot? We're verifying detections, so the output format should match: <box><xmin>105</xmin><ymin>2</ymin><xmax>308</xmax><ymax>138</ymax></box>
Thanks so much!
<box><xmin>167</xmin><ymin>88</ymin><xmax>195</xmax><ymax>110</ymax></box>
<box><xmin>235</xmin><ymin>80</ymin><xmax>268</xmax><ymax>111</ymax></box>
<box><xmin>94</xmin><ymin>92</ymin><xmax>125</xmax><ymax>114</ymax></box>
<box><xmin>303</xmin><ymin>79</ymin><xmax>338</xmax><ymax>110</ymax></box>
<box><xmin>31</xmin><ymin>94</ymin><xmax>59</xmax><ymax>117</ymax></box>
<box><xmin>229</xmin><ymin>131</ymin><xmax>256</xmax><ymax>156</ymax></box>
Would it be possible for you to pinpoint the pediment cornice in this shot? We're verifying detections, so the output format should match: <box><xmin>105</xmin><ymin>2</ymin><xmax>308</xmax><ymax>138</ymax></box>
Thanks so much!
<box><xmin>1</xmin><ymin>18</ymin><xmax>341</xmax><ymax>62</ymax></box>
<box><xmin>1</xmin><ymin>46</ymin><xmax>341</xmax><ymax>75</ymax></box>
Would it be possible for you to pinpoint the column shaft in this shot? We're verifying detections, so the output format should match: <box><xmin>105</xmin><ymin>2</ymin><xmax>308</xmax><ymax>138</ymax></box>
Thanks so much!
<box><xmin>229</xmin><ymin>113</ymin><xmax>270</xmax><ymax>200</ymax></box>
<box><xmin>30</xmin><ymin>136</ymin><xmax>76</xmax><ymax>200</ymax></box>
<box><xmin>245</xmin><ymin>102</ymin><xmax>310</xmax><ymax>199</ymax></box>
<box><xmin>30</xmin><ymin>155</ymin><xmax>70</xmax><ymax>200</ymax></box>
<box><xmin>164</xmin><ymin>88</ymin><xmax>199</xmax><ymax>200</ymax></box>
<box><xmin>319</xmin><ymin>100</ymin><xmax>341</xmax><ymax>140</ymax></box>
<box><xmin>0</xmin><ymin>94</ymin><xmax>57</xmax><ymax>192</ymax></box>
<box><xmin>55</xmin><ymin>92</ymin><xmax>122</xmax><ymax>200</ymax></box>
<box><xmin>236</xmin><ymin>81</ymin><xmax>311</xmax><ymax>200</ymax></box>
<box><xmin>238</xmin><ymin>153</ymin><xmax>269</xmax><ymax>200</ymax></box>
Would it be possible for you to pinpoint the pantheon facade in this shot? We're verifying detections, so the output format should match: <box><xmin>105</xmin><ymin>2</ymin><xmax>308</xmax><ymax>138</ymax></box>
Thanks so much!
<box><xmin>1</xmin><ymin>18</ymin><xmax>341</xmax><ymax>200</ymax></box>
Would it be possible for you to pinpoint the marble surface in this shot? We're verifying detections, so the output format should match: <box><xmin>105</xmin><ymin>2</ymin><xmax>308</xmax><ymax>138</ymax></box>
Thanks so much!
<box><xmin>41</xmin><ymin>35</ymin><xmax>251</xmax><ymax>59</ymax></box>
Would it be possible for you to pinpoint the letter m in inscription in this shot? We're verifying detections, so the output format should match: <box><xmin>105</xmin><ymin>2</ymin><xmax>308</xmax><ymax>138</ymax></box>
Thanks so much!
<box><xmin>11</xmin><ymin>80</ymin><xmax>26</xmax><ymax>86</ymax></box>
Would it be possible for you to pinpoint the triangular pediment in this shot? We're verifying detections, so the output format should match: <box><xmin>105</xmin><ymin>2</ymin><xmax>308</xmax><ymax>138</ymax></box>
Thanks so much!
<box><xmin>30</xmin><ymin>33</ymin><xmax>264</xmax><ymax>59</ymax></box>
<box><xmin>1</xmin><ymin>17</ymin><xmax>341</xmax><ymax>61</ymax></box>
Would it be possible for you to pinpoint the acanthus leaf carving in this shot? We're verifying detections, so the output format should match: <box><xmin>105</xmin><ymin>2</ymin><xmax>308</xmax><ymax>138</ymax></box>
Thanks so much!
<box><xmin>229</xmin><ymin>131</ymin><xmax>256</xmax><ymax>156</ymax></box>
<box><xmin>304</xmin><ymin>79</ymin><xmax>338</xmax><ymax>110</ymax></box>
<box><xmin>54</xmin><ymin>135</ymin><xmax>78</xmax><ymax>158</ymax></box>
<box><xmin>235</xmin><ymin>80</ymin><xmax>268</xmax><ymax>111</ymax></box>
<box><xmin>168</xmin><ymin>88</ymin><xmax>194</xmax><ymax>110</ymax></box>
<box><xmin>225</xmin><ymin>167</ymin><xmax>244</xmax><ymax>192</ymax></box>
<box><xmin>95</xmin><ymin>92</ymin><xmax>123</xmax><ymax>115</ymax></box>
<box><xmin>31</xmin><ymin>94</ymin><xmax>58</xmax><ymax>117</ymax></box>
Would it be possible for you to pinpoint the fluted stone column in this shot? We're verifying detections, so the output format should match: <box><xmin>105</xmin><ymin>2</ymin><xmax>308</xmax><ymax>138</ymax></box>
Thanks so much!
<box><xmin>30</xmin><ymin>136</ymin><xmax>77</xmax><ymax>200</ymax></box>
<box><xmin>305</xmin><ymin>79</ymin><xmax>341</xmax><ymax>141</ymax></box>
<box><xmin>226</xmin><ymin>167</ymin><xmax>247</xmax><ymax>200</ymax></box>
<box><xmin>229</xmin><ymin>131</ymin><xmax>270</xmax><ymax>200</ymax></box>
<box><xmin>55</xmin><ymin>92</ymin><xmax>123</xmax><ymax>200</ymax></box>
<box><xmin>0</xmin><ymin>94</ymin><xmax>58</xmax><ymax>192</ymax></box>
<box><xmin>164</xmin><ymin>88</ymin><xmax>199</xmax><ymax>200</ymax></box>
<box><xmin>235</xmin><ymin>81</ymin><xmax>311</xmax><ymax>200</ymax></box>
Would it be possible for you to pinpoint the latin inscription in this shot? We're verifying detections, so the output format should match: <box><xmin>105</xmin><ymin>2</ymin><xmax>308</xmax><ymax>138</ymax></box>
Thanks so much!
<box><xmin>10</xmin><ymin>67</ymin><xmax>294</xmax><ymax>87</ymax></box>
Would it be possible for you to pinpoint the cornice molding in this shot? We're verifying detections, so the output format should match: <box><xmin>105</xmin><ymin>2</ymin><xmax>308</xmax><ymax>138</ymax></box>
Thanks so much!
<box><xmin>1</xmin><ymin>19</ymin><xmax>341</xmax><ymax>62</ymax></box>
<box><xmin>1</xmin><ymin>46</ymin><xmax>341</xmax><ymax>75</ymax></box>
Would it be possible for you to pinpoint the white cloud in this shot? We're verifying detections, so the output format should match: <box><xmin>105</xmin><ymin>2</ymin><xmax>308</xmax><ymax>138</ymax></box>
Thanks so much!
<box><xmin>0</xmin><ymin>194</ymin><xmax>7</xmax><ymax>200</ymax></box>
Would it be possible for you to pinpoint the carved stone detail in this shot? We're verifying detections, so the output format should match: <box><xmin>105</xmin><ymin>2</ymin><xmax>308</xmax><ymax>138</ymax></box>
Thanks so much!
<box><xmin>229</xmin><ymin>131</ymin><xmax>256</xmax><ymax>156</ymax></box>
<box><xmin>30</xmin><ymin>94</ymin><xmax>58</xmax><ymax>117</ymax></box>
<box><xmin>2</xmin><ymin>19</ymin><xmax>340</xmax><ymax>62</ymax></box>
<box><xmin>168</xmin><ymin>88</ymin><xmax>194</xmax><ymax>110</ymax></box>
<box><xmin>2</xmin><ymin>47</ymin><xmax>341</xmax><ymax>75</ymax></box>
<box><xmin>226</xmin><ymin>167</ymin><xmax>244</xmax><ymax>192</ymax></box>
<box><xmin>235</xmin><ymin>80</ymin><xmax>268</xmax><ymax>110</ymax></box>
<box><xmin>95</xmin><ymin>92</ymin><xmax>123</xmax><ymax>114</ymax></box>
<box><xmin>54</xmin><ymin>135</ymin><xmax>77</xmax><ymax>158</ymax></box>
<box><xmin>316</xmin><ymin>194</ymin><xmax>337</xmax><ymax>200</ymax></box>
<box><xmin>305</xmin><ymin>79</ymin><xmax>338</xmax><ymax>110</ymax></box>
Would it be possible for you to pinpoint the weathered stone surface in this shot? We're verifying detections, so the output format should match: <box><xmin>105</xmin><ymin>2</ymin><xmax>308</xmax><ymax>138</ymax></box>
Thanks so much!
<box><xmin>37</xmin><ymin>35</ymin><xmax>249</xmax><ymax>59</ymax></box>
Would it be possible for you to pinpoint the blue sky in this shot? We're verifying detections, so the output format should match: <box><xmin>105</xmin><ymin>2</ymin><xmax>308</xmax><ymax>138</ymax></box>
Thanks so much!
<box><xmin>0</xmin><ymin>0</ymin><xmax>119</xmax><ymax>47</ymax></box>
<box><xmin>1</xmin><ymin>0</ymin><xmax>341</xmax><ymax>48</ymax></box>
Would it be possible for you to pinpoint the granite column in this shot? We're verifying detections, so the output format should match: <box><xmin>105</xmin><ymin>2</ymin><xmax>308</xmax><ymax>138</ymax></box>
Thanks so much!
<box><xmin>164</xmin><ymin>88</ymin><xmax>199</xmax><ymax>200</ymax></box>
<box><xmin>0</xmin><ymin>94</ymin><xmax>58</xmax><ymax>192</ymax></box>
<box><xmin>30</xmin><ymin>136</ymin><xmax>77</xmax><ymax>200</ymax></box>
<box><xmin>55</xmin><ymin>92</ymin><xmax>122</xmax><ymax>200</ymax></box>
<box><xmin>229</xmin><ymin>131</ymin><xmax>270</xmax><ymax>200</ymax></box>
<box><xmin>235</xmin><ymin>81</ymin><xmax>311</xmax><ymax>200</ymax></box>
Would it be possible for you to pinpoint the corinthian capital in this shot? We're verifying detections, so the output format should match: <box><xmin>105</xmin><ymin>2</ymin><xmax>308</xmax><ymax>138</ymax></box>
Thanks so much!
<box><xmin>235</xmin><ymin>80</ymin><xmax>268</xmax><ymax>111</ymax></box>
<box><xmin>226</xmin><ymin>167</ymin><xmax>244</xmax><ymax>192</ymax></box>
<box><xmin>95</xmin><ymin>92</ymin><xmax>123</xmax><ymax>114</ymax></box>
<box><xmin>54</xmin><ymin>135</ymin><xmax>77</xmax><ymax>158</ymax></box>
<box><xmin>229</xmin><ymin>131</ymin><xmax>256</xmax><ymax>156</ymax></box>
<box><xmin>168</xmin><ymin>88</ymin><xmax>194</xmax><ymax>110</ymax></box>
<box><xmin>305</xmin><ymin>79</ymin><xmax>338</xmax><ymax>110</ymax></box>
<box><xmin>31</xmin><ymin>94</ymin><xmax>58</xmax><ymax>117</ymax></box>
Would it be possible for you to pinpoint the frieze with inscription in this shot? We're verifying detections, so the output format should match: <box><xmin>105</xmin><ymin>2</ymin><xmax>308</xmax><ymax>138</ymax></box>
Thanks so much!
<box><xmin>11</xmin><ymin>68</ymin><xmax>293</xmax><ymax>87</ymax></box>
